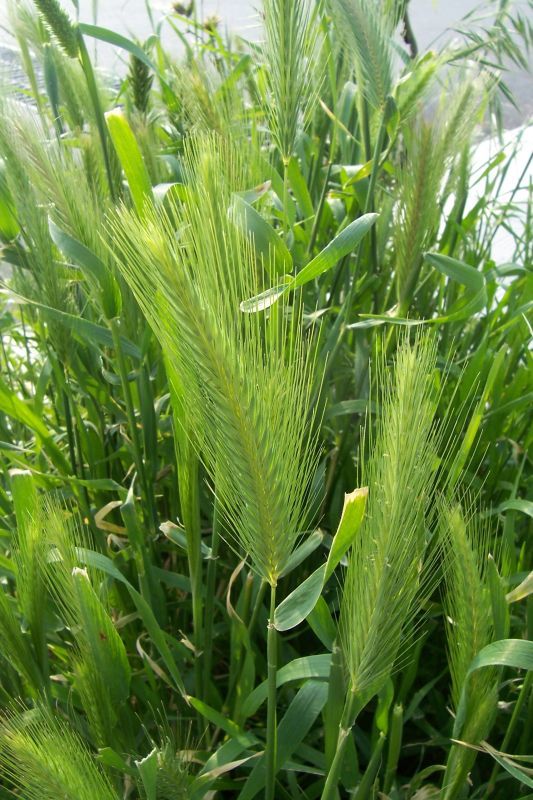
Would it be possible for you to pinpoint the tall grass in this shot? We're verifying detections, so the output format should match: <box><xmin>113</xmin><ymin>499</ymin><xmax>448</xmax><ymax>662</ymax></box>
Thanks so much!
<box><xmin>0</xmin><ymin>0</ymin><xmax>531</xmax><ymax>797</ymax></box>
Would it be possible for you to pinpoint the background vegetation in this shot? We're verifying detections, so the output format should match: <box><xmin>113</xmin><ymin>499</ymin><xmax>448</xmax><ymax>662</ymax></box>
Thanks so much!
<box><xmin>0</xmin><ymin>0</ymin><xmax>531</xmax><ymax>797</ymax></box>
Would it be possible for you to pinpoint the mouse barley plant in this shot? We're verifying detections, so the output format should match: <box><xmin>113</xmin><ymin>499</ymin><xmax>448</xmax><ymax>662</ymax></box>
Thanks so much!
<box><xmin>110</xmin><ymin>133</ymin><xmax>321</xmax><ymax>799</ymax></box>
<box><xmin>0</xmin><ymin>705</ymin><xmax>120</xmax><ymax>800</ymax></box>
<box><xmin>440</xmin><ymin>502</ymin><xmax>501</xmax><ymax>800</ymax></box>
<box><xmin>322</xmin><ymin>335</ymin><xmax>444</xmax><ymax>799</ymax></box>
<box><xmin>0</xmin><ymin>0</ymin><xmax>531</xmax><ymax>796</ymax></box>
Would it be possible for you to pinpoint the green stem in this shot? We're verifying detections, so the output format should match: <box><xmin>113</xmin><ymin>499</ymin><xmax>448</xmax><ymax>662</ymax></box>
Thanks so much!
<box><xmin>308</xmin><ymin>162</ymin><xmax>332</xmax><ymax>258</ymax></box>
<box><xmin>227</xmin><ymin>572</ymin><xmax>255</xmax><ymax>721</ymax></box>
<box><xmin>62</xmin><ymin>387</ymin><xmax>78</xmax><ymax>477</ymax></box>
<box><xmin>282</xmin><ymin>157</ymin><xmax>290</xmax><ymax>240</ymax></box>
<box><xmin>202</xmin><ymin>500</ymin><xmax>221</xmax><ymax>700</ymax></box>
<box><xmin>383</xmin><ymin>704</ymin><xmax>403</xmax><ymax>795</ymax></box>
<box><xmin>265</xmin><ymin>583</ymin><xmax>278</xmax><ymax>800</ymax></box>
<box><xmin>178</xmin><ymin>446</ymin><xmax>203</xmax><ymax>710</ymax></box>
<box><xmin>110</xmin><ymin>319</ymin><xmax>151</xmax><ymax>526</ymax></box>
<box><xmin>354</xmin><ymin>731</ymin><xmax>386</xmax><ymax>799</ymax></box>
<box><xmin>321</xmin><ymin>689</ymin><xmax>362</xmax><ymax>800</ymax></box>
<box><xmin>344</xmin><ymin>99</ymin><xmax>390</xmax><ymax>316</ymax></box>
<box><xmin>77</xmin><ymin>32</ymin><xmax>118</xmax><ymax>202</ymax></box>
<box><xmin>246</xmin><ymin>579</ymin><xmax>267</xmax><ymax>645</ymax></box>
<box><xmin>120</xmin><ymin>479</ymin><xmax>161</xmax><ymax>618</ymax></box>
<box><xmin>52</xmin><ymin>361</ymin><xmax>94</xmax><ymax>529</ymax></box>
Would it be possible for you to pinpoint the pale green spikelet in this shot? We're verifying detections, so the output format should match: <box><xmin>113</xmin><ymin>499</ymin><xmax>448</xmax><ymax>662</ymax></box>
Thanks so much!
<box><xmin>0</xmin><ymin>102</ymin><xmax>78</xmax><ymax>363</ymax></box>
<box><xmin>440</xmin><ymin>501</ymin><xmax>499</xmax><ymax>800</ymax></box>
<box><xmin>393</xmin><ymin>119</ymin><xmax>445</xmax><ymax>310</ymax></box>
<box><xmin>0</xmin><ymin>705</ymin><xmax>120</xmax><ymax>800</ymax></box>
<box><xmin>339</xmin><ymin>334</ymin><xmax>441</xmax><ymax>701</ymax></box>
<box><xmin>330</xmin><ymin>0</ymin><xmax>395</xmax><ymax>110</ymax></box>
<box><xmin>109</xmin><ymin>133</ymin><xmax>320</xmax><ymax>586</ymax></box>
<box><xmin>45</xmin><ymin>502</ymin><xmax>131</xmax><ymax>746</ymax></box>
<box><xmin>10</xmin><ymin>471</ymin><xmax>49</xmax><ymax>678</ymax></box>
<box><xmin>263</xmin><ymin>0</ymin><xmax>327</xmax><ymax>161</ymax></box>
<box><xmin>136</xmin><ymin>722</ymin><xmax>194</xmax><ymax>799</ymax></box>
<box><xmin>171</xmin><ymin>60</ymin><xmax>249</xmax><ymax>139</ymax></box>
<box><xmin>0</xmin><ymin>588</ymin><xmax>43</xmax><ymax>695</ymax></box>
<box><xmin>393</xmin><ymin>71</ymin><xmax>489</xmax><ymax>313</ymax></box>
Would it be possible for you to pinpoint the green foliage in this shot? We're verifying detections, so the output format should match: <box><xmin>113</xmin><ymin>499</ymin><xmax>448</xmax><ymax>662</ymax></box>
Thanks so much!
<box><xmin>0</xmin><ymin>0</ymin><xmax>530</xmax><ymax>797</ymax></box>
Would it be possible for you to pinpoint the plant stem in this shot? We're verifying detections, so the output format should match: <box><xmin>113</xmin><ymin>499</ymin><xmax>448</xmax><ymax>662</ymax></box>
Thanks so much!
<box><xmin>202</xmin><ymin>499</ymin><xmax>221</xmax><ymax>700</ymax></box>
<box><xmin>283</xmin><ymin>157</ymin><xmax>290</xmax><ymax>240</ymax></box>
<box><xmin>265</xmin><ymin>583</ymin><xmax>278</xmax><ymax>800</ymax></box>
<box><xmin>62</xmin><ymin>387</ymin><xmax>78</xmax><ymax>477</ymax></box>
<box><xmin>248</xmin><ymin>579</ymin><xmax>268</xmax><ymax>640</ymax></box>
<box><xmin>344</xmin><ymin>98</ymin><xmax>389</xmax><ymax>316</ymax></box>
<box><xmin>110</xmin><ymin>319</ymin><xmax>152</xmax><ymax>527</ymax></box>
<box><xmin>77</xmin><ymin>31</ymin><xmax>118</xmax><ymax>202</ymax></box>
<box><xmin>308</xmin><ymin>162</ymin><xmax>332</xmax><ymax>257</ymax></box>
<box><xmin>321</xmin><ymin>688</ymin><xmax>362</xmax><ymax>800</ymax></box>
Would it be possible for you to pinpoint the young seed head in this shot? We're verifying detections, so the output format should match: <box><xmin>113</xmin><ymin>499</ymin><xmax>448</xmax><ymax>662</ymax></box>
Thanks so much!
<box><xmin>110</xmin><ymin>133</ymin><xmax>321</xmax><ymax>586</ymax></box>
<box><xmin>340</xmin><ymin>334</ymin><xmax>441</xmax><ymax>700</ymax></box>
<box><xmin>33</xmin><ymin>0</ymin><xmax>80</xmax><ymax>59</ymax></box>
<box><xmin>0</xmin><ymin>704</ymin><xmax>120</xmax><ymax>800</ymax></box>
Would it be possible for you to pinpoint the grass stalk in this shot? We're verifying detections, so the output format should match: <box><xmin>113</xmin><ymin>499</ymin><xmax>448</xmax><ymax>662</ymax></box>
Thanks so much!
<box><xmin>321</xmin><ymin>689</ymin><xmax>362</xmax><ymax>800</ymax></box>
<box><xmin>248</xmin><ymin>579</ymin><xmax>268</xmax><ymax>640</ymax></box>
<box><xmin>283</xmin><ymin>157</ymin><xmax>290</xmax><ymax>240</ymax></box>
<box><xmin>265</xmin><ymin>583</ymin><xmax>278</xmax><ymax>800</ymax></box>
<box><xmin>308</xmin><ymin>161</ymin><xmax>332</xmax><ymax>257</ymax></box>
<box><xmin>202</xmin><ymin>499</ymin><xmax>221</xmax><ymax>700</ymax></box>
<box><xmin>110</xmin><ymin>318</ymin><xmax>154</xmax><ymax>531</ymax></box>
<box><xmin>76</xmin><ymin>32</ymin><xmax>118</xmax><ymax>201</ymax></box>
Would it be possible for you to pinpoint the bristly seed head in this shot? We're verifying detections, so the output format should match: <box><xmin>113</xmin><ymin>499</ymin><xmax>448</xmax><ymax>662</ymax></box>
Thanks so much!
<box><xmin>34</xmin><ymin>0</ymin><xmax>80</xmax><ymax>59</ymax></box>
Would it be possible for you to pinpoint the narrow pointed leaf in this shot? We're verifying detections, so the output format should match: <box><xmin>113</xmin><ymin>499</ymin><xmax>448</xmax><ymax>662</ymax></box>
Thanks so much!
<box><xmin>49</xmin><ymin>221</ymin><xmax>121</xmax><ymax>319</ymax></box>
<box><xmin>241</xmin><ymin>654</ymin><xmax>331</xmax><ymax>718</ymax></box>
<box><xmin>454</xmin><ymin>639</ymin><xmax>533</xmax><ymax>737</ymax></box>
<box><xmin>274</xmin><ymin>564</ymin><xmax>326</xmax><ymax>631</ymax></box>
<box><xmin>237</xmin><ymin>681</ymin><xmax>329</xmax><ymax>799</ymax></box>
<box><xmin>241</xmin><ymin>214</ymin><xmax>378</xmax><ymax>311</ymax></box>
<box><xmin>293</xmin><ymin>213</ymin><xmax>378</xmax><ymax>288</ymax></box>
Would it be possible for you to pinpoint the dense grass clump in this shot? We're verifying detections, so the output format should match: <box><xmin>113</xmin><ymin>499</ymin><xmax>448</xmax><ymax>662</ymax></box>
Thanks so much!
<box><xmin>0</xmin><ymin>1</ymin><xmax>531</xmax><ymax>798</ymax></box>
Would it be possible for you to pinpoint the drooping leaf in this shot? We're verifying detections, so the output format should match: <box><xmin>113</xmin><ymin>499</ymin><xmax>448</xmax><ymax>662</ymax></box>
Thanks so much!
<box><xmin>241</xmin><ymin>654</ymin><xmax>331</xmax><ymax>718</ymax></box>
<box><xmin>231</xmin><ymin>194</ymin><xmax>292</xmax><ymax>276</ymax></box>
<box><xmin>241</xmin><ymin>213</ymin><xmax>378</xmax><ymax>312</ymax></box>
<box><xmin>454</xmin><ymin>639</ymin><xmax>533</xmax><ymax>737</ymax></box>
<box><xmin>274</xmin><ymin>564</ymin><xmax>326</xmax><ymax>631</ymax></box>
